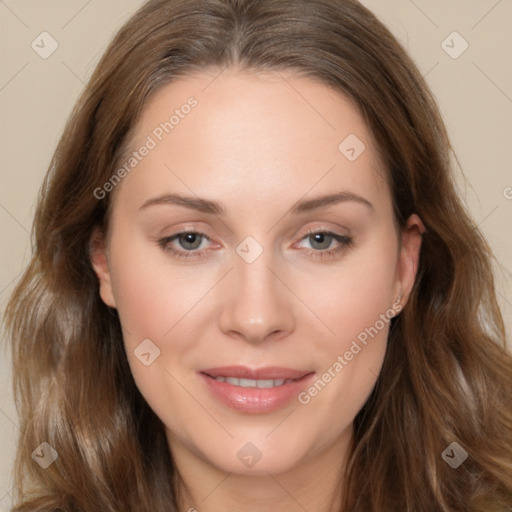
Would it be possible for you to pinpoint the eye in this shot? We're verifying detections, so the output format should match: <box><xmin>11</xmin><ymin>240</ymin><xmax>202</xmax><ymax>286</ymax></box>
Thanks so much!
<box><xmin>157</xmin><ymin>229</ymin><xmax>353</xmax><ymax>261</ymax></box>
<box><xmin>296</xmin><ymin>229</ymin><xmax>353</xmax><ymax>260</ymax></box>
<box><xmin>157</xmin><ymin>231</ymin><xmax>214</xmax><ymax>260</ymax></box>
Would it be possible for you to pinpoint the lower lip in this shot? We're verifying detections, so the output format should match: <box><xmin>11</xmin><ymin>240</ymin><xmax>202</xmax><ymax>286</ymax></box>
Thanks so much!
<box><xmin>199</xmin><ymin>372</ymin><xmax>316</xmax><ymax>413</ymax></box>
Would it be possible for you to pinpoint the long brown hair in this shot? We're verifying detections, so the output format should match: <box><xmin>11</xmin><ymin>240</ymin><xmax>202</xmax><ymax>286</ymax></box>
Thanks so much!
<box><xmin>4</xmin><ymin>0</ymin><xmax>512</xmax><ymax>510</ymax></box>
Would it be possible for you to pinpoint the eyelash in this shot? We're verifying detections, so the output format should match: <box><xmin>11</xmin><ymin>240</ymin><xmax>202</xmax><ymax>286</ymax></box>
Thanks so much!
<box><xmin>157</xmin><ymin>229</ymin><xmax>353</xmax><ymax>261</ymax></box>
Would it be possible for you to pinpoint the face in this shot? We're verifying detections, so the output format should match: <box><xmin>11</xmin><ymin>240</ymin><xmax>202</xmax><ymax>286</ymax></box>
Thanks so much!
<box><xmin>91</xmin><ymin>68</ymin><xmax>423</xmax><ymax>476</ymax></box>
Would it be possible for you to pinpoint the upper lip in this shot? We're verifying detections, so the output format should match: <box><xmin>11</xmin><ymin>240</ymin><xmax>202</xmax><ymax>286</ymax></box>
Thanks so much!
<box><xmin>199</xmin><ymin>366</ymin><xmax>313</xmax><ymax>380</ymax></box>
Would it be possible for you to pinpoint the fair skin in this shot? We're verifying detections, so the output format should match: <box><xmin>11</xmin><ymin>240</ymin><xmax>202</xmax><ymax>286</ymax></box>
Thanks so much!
<box><xmin>91</xmin><ymin>67</ymin><xmax>424</xmax><ymax>511</ymax></box>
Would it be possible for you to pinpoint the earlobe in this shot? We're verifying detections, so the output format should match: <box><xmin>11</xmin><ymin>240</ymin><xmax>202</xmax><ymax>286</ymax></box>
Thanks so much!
<box><xmin>396</xmin><ymin>214</ymin><xmax>425</xmax><ymax>307</ymax></box>
<box><xmin>89</xmin><ymin>227</ymin><xmax>117</xmax><ymax>308</ymax></box>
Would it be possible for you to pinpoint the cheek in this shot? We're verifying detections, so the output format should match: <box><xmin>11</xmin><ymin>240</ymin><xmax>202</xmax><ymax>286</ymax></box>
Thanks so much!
<box><xmin>108</xmin><ymin>234</ymin><xmax>208</xmax><ymax>341</ymax></box>
<box><xmin>295</xmin><ymin>235</ymin><xmax>397</xmax><ymax>422</ymax></box>
<box><xmin>107</xmin><ymin>239</ymin><xmax>201</xmax><ymax>420</ymax></box>
<box><xmin>305</xmin><ymin>234</ymin><xmax>398</xmax><ymax>345</ymax></box>
<box><xmin>107</xmin><ymin>233</ymin><xmax>220</xmax><ymax>398</ymax></box>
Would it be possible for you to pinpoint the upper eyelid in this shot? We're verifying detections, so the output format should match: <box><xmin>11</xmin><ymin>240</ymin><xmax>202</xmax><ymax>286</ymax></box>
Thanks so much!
<box><xmin>165</xmin><ymin>227</ymin><xmax>347</xmax><ymax>238</ymax></box>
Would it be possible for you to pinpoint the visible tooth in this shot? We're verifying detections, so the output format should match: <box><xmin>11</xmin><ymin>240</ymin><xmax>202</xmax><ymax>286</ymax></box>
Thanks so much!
<box><xmin>256</xmin><ymin>379</ymin><xmax>275</xmax><ymax>388</ymax></box>
<box><xmin>217</xmin><ymin>377</ymin><xmax>293</xmax><ymax>388</ymax></box>
<box><xmin>239</xmin><ymin>378</ymin><xmax>257</xmax><ymax>387</ymax></box>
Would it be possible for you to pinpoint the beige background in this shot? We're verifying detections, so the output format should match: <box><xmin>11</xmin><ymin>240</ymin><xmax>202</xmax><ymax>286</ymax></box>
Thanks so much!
<box><xmin>0</xmin><ymin>1</ymin><xmax>511</xmax><ymax>508</ymax></box>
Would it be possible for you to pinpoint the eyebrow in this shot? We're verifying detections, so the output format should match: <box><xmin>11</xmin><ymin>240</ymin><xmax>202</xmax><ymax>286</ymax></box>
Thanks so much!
<box><xmin>138</xmin><ymin>191</ymin><xmax>374</xmax><ymax>215</ymax></box>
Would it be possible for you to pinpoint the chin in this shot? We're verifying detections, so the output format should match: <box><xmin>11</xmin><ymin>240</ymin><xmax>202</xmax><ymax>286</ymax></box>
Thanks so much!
<box><xmin>196</xmin><ymin>434</ymin><xmax>312</xmax><ymax>475</ymax></box>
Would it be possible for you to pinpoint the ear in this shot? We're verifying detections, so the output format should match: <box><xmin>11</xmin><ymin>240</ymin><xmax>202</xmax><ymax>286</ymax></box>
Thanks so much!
<box><xmin>89</xmin><ymin>227</ymin><xmax>117</xmax><ymax>308</ymax></box>
<box><xmin>394</xmin><ymin>213</ymin><xmax>425</xmax><ymax>308</ymax></box>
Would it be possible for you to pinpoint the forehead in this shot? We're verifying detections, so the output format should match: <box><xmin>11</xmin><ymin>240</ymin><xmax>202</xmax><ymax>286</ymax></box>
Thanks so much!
<box><xmin>113</xmin><ymin>67</ymin><xmax>389</xmax><ymax>216</ymax></box>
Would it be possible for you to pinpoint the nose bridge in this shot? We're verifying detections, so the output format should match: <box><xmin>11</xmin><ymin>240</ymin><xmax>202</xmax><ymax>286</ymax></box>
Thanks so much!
<box><xmin>235</xmin><ymin>243</ymin><xmax>276</xmax><ymax>301</ymax></box>
<box><xmin>218</xmin><ymin>237</ymin><xmax>295</xmax><ymax>343</ymax></box>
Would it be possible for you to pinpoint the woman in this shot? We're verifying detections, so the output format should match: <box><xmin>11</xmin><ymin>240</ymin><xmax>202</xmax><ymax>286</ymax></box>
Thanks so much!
<box><xmin>4</xmin><ymin>0</ymin><xmax>512</xmax><ymax>510</ymax></box>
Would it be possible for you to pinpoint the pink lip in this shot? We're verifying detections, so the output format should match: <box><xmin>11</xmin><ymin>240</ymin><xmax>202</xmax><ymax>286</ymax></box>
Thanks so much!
<box><xmin>198</xmin><ymin>366</ymin><xmax>316</xmax><ymax>414</ymax></box>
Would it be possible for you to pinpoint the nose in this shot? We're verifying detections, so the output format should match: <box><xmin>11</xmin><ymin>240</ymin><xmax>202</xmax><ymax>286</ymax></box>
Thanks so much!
<box><xmin>218</xmin><ymin>249</ymin><xmax>296</xmax><ymax>345</ymax></box>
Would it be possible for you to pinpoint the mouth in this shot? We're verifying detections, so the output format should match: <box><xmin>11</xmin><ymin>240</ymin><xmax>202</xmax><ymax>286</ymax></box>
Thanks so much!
<box><xmin>204</xmin><ymin>376</ymin><xmax>297</xmax><ymax>388</ymax></box>
<box><xmin>198</xmin><ymin>366</ymin><xmax>315</xmax><ymax>413</ymax></box>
